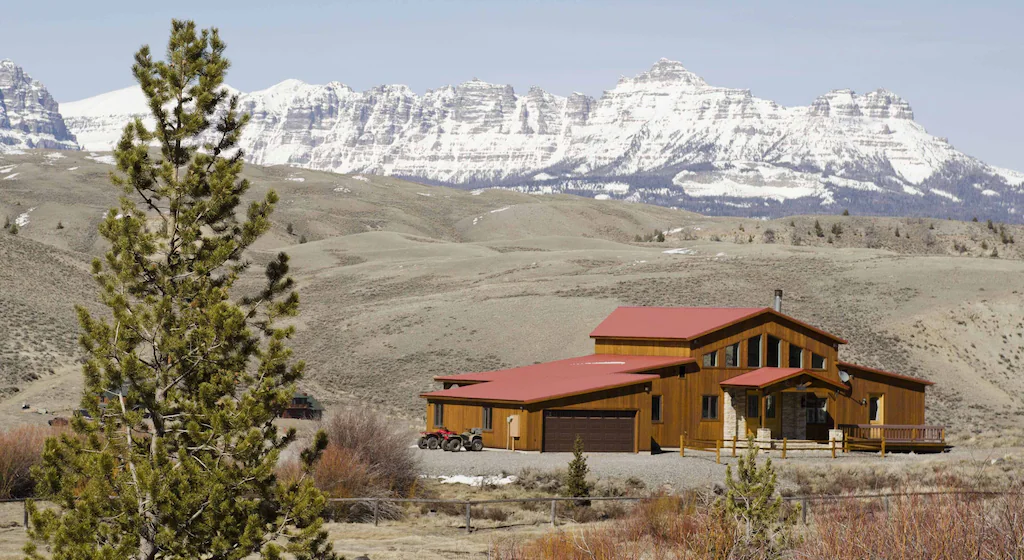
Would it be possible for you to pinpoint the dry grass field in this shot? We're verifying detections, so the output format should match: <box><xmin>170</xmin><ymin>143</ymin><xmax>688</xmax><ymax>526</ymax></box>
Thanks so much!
<box><xmin>1</xmin><ymin>149</ymin><xmax>1023</xmax><ymax>446</ymax></box>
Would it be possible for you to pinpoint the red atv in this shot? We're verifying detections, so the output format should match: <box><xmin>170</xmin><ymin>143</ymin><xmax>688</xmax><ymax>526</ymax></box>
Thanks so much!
<box><xmin>418</xmin><ymin>427</ymin><xmax>456</xmax><ymax>450</ymax></box>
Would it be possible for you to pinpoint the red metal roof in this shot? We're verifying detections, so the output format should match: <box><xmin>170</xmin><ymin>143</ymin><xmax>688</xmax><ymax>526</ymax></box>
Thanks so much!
<box><xmin>838</xmin><ymin>361</ymin><xmax>934</xmax><ymax>386</ymax></box>
<box><xmin>720</xmin><ymin>367</ymin><xmax>847</xmax><ymax>391</ymax></box>
<box><xmin>589</xmin><ymin>307</ymin><xmax>847</xmax><ymax>344</ymax></box>
<box><xmin>422</xmin><ymin>354</ymin><xmax>695</xmax><ymax>404</ymax></box>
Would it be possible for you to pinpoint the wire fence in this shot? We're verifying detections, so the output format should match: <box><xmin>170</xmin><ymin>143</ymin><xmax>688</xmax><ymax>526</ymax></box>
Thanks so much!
<box><xmin>4</xmin><ymin>491</ymin><xmax>1018</xmax><ymax>534</ymax></box>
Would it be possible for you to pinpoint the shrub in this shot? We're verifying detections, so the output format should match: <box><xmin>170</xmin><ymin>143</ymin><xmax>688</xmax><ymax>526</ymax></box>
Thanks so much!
<box><xmin>8</xmin><ymin>222</ymin><xmax>18</xmax><ymax>235</ymax></box>
<box><xmin>842</xmin><ymin>209</ymin><xmax>850</xmax><ymax>216</ymax></box>
<box><xmin>762</xmin><ymin>229</ymin><xmax>776</xmax><ymax>244</ymax></box>
<box><xmin>299</xmin><ymin>235</ymin><xmax>308</xmax><ymax>244</ymax></box>
<box><xmin>0</xmin><ymin>426</ymin><xmax>56</xmax><ymax>498</ymax></box>
<box><xmin>286</xmin><ymin>222</ymin><xmax>295</xmax><ymax>235</ymax></box>
<box><xmin>281</xmin><ymin>407</ymin><xmax>420</xmax><ymax>521</ymax></box>
<box><xmin>565</xmin><ymin>436</ymin><xmax>591</xmax><ymax>507</ymax></box>
<box><xmin>56</xmin><ymin>221</ymin><xmax>64</xmax><ymax>230</ymax></box>
<box><xmin>814</xmin><ymin>220</ymin><xmax>824</xmax><ymax>238</ymax></box>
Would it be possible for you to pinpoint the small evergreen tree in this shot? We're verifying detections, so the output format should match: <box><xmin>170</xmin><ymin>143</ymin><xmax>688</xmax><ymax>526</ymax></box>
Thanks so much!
<box><xmin>56</xmin><ymin>220</ymin><xmax>64</xmax><ymax>230</ymax></box>
<box><xmin>565</xmin><ymin>435</ymin><xmax>591</xmax><ymax>507</ymax></box>
<box><xmin>842</xmin><ymin>209</ymin><xmax>850</xmax><ymax>216</ymax></box>
<box><xmin>25</xmin><ymin>20</ymin><xmax>336</xmax><ymax>560</ymax></box>
<box><xmin>895</xmin><ymin>226</ymin><xmax>900</xmax><ymax>237</ymax></box>
<box><xmin>8</xmin><ymin>222</ymin><xmax>17</xmax><ymax>235</ymax></box>
<box><xmin>830</xmin><ymin>223</ymin><xmax>843</xmax><ymax>237</ymax></box>
<box><xmin>287</xmin><ymin>222</ymin><xmax>295</xmax><ymax>235</ymax></box>
<box><xmin>987</xmin><ymin>219</ymin><xmax>995</xmax><ymax>231</ymax></box>
<box><xmin>813</xmin><ymin>220</ymin><xmax>824</xmax><ymax>238</ymax></box>
<box><xmin>299</xmin><ymin>235</ymin><xmax>308</xmax><ymax>244</ymax></box>
<box><xmin>972</xmin><ymin>216</ymin><xmax>978</xmax><ymax>222</ymax></box>
<box><xmin>721</xmin><ymin>436</ymin><xmax>792</xmax><ymax>553</ymax></box>
<box><xmin>655</xmin><ymin>230</ymin><xmax>665</xmax><ymax>243</ymax></box>
<box><xmin>929</xmin><ymin>223</ymin><xmax>935</xmax><ymax>230</ymax></box>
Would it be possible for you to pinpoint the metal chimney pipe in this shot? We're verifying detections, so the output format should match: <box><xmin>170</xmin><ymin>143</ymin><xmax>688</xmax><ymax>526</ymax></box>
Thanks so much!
<box><xmin>773</xmin><ymin>289</ymin><xmax>783</xmax><ymax>313</ymax></box>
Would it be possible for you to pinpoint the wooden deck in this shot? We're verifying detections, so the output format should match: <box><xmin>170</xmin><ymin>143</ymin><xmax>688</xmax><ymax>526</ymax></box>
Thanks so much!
<box><xmin>841</xmin><ymin>424</ymin><xmax>949</xmax><ymax>453</ymax></box>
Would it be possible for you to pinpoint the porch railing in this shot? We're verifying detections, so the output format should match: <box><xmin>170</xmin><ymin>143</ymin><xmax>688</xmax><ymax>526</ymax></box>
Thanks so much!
<box><xmin>840</xmin><ymin>424</ymin><xmax>945</xmax><ymax>443</ymax></box>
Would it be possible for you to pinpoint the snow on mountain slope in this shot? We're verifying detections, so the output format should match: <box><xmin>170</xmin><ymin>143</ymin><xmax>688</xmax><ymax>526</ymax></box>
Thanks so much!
<box><xmin>60</xmin><ymin>59</ymin><xmax>1024</xmax><ymax>221</ymax></box>
<box><xmin>0</xmin><ymin>60</ymin><xmax>78</xmax><ymax>153</ymax></box>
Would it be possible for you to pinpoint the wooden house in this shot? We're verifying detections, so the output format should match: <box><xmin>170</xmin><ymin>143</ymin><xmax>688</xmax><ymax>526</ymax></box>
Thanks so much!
<box><xmin>421</xmin><ymin>291</ymin><xmax>939</xmax><ymax>453</ymax></box>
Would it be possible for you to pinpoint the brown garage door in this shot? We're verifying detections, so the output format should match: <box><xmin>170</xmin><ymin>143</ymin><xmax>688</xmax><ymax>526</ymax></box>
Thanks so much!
<box><xmin>543</xmin><ymin>410</ymin><xmax>636</xmax><ymax>452</ymax></box>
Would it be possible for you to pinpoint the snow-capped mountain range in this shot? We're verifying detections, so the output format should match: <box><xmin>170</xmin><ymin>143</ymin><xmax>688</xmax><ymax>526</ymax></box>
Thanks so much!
<box><xmin>0</xmin><ymin>60</ymin><xmax>78</xmax><ymax>152</ymax></box>
<box><xmin>5</xmin><ymin>58</ymin><xmax>1024</xmax><ymax>221</ymax></box>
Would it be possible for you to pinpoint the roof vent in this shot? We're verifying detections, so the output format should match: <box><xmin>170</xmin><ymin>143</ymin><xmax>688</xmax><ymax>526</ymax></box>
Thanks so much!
<box><xmin>773</xmin><ymin>289</ymin><xmax>783</xmax><ymax>313</ymax></box>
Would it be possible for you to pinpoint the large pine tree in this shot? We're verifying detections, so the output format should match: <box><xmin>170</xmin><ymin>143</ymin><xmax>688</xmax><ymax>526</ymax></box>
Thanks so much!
<box><xmin>25</xmin><ymin>20</ymin><xmax>337</xmax><ymax>560</ymax></box>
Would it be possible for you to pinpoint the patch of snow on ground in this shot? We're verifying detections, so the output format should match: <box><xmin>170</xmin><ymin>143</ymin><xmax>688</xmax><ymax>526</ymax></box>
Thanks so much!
<box><xmin>0</xmin><ymin>165</ymin><xmax>15</xmax><ymax>174</ymax></box>
<box><xmin>663</xmin><ymin>248</ymin><xmax>697</xmax><ymax>255</ymax></box>
<box><xmin>981</xmin><ymin>189</ymin><xmax>1000</xmax><ymax>197</ymax></box>
<box><xmin>67</xmin><ymin>167</ymin><xmax>79</xmax><ymax>171</ymax></box>
<box><xmin>489</xmin><ymin>206</ymin><xmax>511</xmax><ymax>213</ymax></box>
<box><xmin>438</xmin><ymin>475</ymin><xmax>517</xmax><ymax>487</ymax></box>
<box><xmin>351</xmin><ymin>175</ymin><xmax>369</xmax><ymax>182</ymax></box>
<box><xmin>44</xmin><ymin>152</ymin><xmax>66</xmax><ymax>160</ymax></box>
<box><xmin>15</xmin><ymin>207</ymin><xmax>35</xmax><ymax>227</ymax></box>
<box><xmin>594</xmin><ymin>194</ymin><xmax>611</xmax><ymax>200</ymax></box>
<box><xmin>472</xmin><ymin>216</ymin><xmax>481</xmax><ymax>225</ymax></box>
<box><xmin>902</xmin><ymin>185</ymin><xmax>924</xmax><ymax>196</ymax></box>
<box><xmin>666</xmin><ymin>227</ymin><xmax>684</xmax><ymax>234</ymax></box>
<box><xmin>715</xmin><ymin>252</ymin><xmax>727</xmax><ymax>257</ymax></box>
<box><xmin>532</xmin><ymin>172</ymin><xmax>556</xmax><ymax>180</ymax></box>
<box><xmin>992</xmin><ymin>166</ymin><xmax>1024</xmax><ymax>187</ymax></box>
<box><xmin>5</xmin><ymin>149</ymin><xmax>26</xmax><ymax>155</ymax></box>
<box><xmin>3</xmin><ymin>173</ymin><xmax>20</xmax><ymax>180</ymax></box>
<box><xmin>929</xmin><ymin>188</ymin><xmax>962</xmax><ymax>202</ymax></box>
<box><xmin>416</xmin><ymin>192</ymin><xmax>432</xmax><ymax>197</ymax></box>
<box><xmin>470</xmin><ymin>189</ymin><xmax>485</xmax><ymax>195</ymax></box>
<box><xmin>333</xmin><ymin>186</ymin><xmax>351</xmax><ymax>193</ymax></box>
<box><xmin>86</xmin><ymin>154</ymin><xmax>116</xmax><ymax>165</ymax></box>
<box><xmin>286</xmin><ymin>177</ymin><xmax>305</xmax><ymax>182</ymax></box>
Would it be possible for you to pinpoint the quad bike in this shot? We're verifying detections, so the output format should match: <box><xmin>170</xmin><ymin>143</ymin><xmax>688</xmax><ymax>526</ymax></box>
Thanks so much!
<box><xmin>418</xmin><ymin>427</ymin><xmax>456</xmax><ymax>450</ymax></box>
<box><xmin>444</xmin><ymin>428</ymin><xmax>484</xmax><ymax>452</ymax></box>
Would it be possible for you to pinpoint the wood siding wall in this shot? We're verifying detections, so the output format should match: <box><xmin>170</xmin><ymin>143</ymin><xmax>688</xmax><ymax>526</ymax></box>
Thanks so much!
<box><xmin>593</xmin><ymin>338</ymin><xmax>691</xmax><ymax>357</ymax></box>
<box><xmin>834</xmin><ymin>368</ymin><xmax>927</xmax><ymax>426</ymax></box>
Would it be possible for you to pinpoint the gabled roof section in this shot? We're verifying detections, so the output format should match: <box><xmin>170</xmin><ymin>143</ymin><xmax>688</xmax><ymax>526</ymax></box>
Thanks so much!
<box><xmin>422</xmin><ymin>354</ymin><xmax>695</xmax><ymax>404</ymax></box>
<box><xmin>589</xmin><ymin>306</ymin><xmax>847</xmax><ymax>344</ymax></box>
<box><xmin>720</xmin><ymin>367</ymin><xmax>848</xmax><ymax>392</ymax></box>
<box><xmin>838</xmin><ymin>361</ymin><xmax>934</xmax><ymax>386</ymax></box>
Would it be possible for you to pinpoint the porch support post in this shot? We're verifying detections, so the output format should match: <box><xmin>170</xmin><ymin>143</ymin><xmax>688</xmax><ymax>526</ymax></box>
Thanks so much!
<box><xmin>760</xmin><ymin>391</ymin><xmax>766</xmax><ymax>429</ymax></box>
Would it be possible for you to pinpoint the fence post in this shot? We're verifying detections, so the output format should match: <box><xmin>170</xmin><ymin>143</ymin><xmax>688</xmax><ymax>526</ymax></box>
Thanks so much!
<box><xmin>843</xmin><ymin>436</ymin><xmax>849</xmax><ymax>453</ymax></box>
<box><xmin>465</xmin><ymin>501</ymin><xmax>472</xmax><ymax>533</ymax></box>
<box><xmin>732</xmin><ymin>436</ymin><xmax>737</xmax><ymax>457</ymax></box>
<box><xmin>881</xmin><ymin>437</ymin><xmax>886</xmax><ymax>459</ymax></box>
<box><xmin>782</xmin><ymin>438</ymin><xmax>787</xmax><ymax>460</ymax></box>
<box><xmin>831</xmin><ymin>439</ymin><xmax>836</xmax><ymax>459</ymax></box>
<box><xmin>373</xmin><ymin>499</ymin><xmax>379</xmax><ymax>527</ymax></box>
<box><xmin>801</xmin><ymin>498</ymin><xmax>808</xmax><ymax>525</ymax></box>
<box><xmin>551</xmin><ymin>499</ymin><xmax>557</xmax><ymax>527</ymax></box>
<box><xmin>716</xmin><ymin>440</ymin><xmax>721</xmax><ymax>464</ymax></box>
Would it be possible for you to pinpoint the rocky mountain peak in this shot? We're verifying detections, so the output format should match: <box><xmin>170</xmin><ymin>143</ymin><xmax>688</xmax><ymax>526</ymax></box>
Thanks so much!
<box><xmin>0</xmin><ymin>60</ymin><xmax>78</xmax><ymax>152</ymax></box>
<box><xmin>620</xmin><ymin>58</ymin><xmax>708</xmax><ymax>89</ymax></box>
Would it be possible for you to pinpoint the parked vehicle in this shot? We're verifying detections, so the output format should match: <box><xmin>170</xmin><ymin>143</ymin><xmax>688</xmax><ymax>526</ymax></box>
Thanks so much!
<box><xmin>418</xmin><ymin>427</ymin><xmax>456</xmax><ymax>449</ymax></box>
<box><xmin>446</xmin><ymin>428</ymin><xmax>484</xmax><ymax>452</ymax></box>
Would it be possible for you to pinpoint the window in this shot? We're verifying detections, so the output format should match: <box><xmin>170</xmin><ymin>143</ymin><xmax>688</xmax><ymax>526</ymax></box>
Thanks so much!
<box><xmin>746</xmin><ymin>394</ymin><xmax>759</xmax><ymax>419</ymax></box>
<box><xmin>765</xmin><ymin>394</ymin><xmax>776</xmax><ymax>419</ymax></box>
<box><xmin>482</xmin><ymin>406</ymin><xmax>493</xmax><ymax>431</ymax></box>
<box><xmin>767</xmin><ymin>336</ymin><xmax>782</xmax><ymax>367</ymax></box>
<box><xmin>747</xmin><ymin>335</ymin><xmax>763</xmax><ymax>368</ymax></box>
<box><xmin>806</xmin><ymin>397</ymin><xmax>827</xmax><ymax>424</ymax></box>
<box><xmin>725</xmin><ymin>343</ymin><xmax>740</xmax><ymax>367</ymax></box>
<box><xmin>869</xmin><ymin>395</ymin><xmax>882</xmax><ymax>423</ymax></box>
<box><xmin>702</xmin><ymin>350</ymin><xmax>719</xmax><ymax>368</ymax></box>
<box><xmin>789</xmin><ymin>345</ymin><xmax>804</xmax><ymax>368</ymax></box>
<box><xmin>651</xmin><ymin>395</ymin><xmax>663</xmax><ymax>423</ymax></box>
<box><xmin>811</xmin><ymin>353</ymin><xmax>827</xmax><ymax>370</ymax></box>
<box><xmin>701</xmin><ymin>395</ymin><xmax>719</xmax><ymax>420</ymax></box>
<box><xmin>433</xmin><ymin>403</ymin><xmax>444</xmax><ymax>427</ymax></box>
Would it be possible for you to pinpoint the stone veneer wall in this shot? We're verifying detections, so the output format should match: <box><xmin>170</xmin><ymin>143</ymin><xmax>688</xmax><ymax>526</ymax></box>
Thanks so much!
<box><xmin>723</xmin><ymin>388</ymin><xmax>747</xmax><ymax>441</ymax></box>
<box><xmin>781</xmin><ymin>393</ymin><xmax>806</xmax><ymax>439</ymax></box>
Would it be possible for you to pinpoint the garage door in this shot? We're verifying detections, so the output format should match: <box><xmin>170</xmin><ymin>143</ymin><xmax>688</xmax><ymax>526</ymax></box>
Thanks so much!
<box><xmin>542</xmin><ymin>410</ymin><xmax>636</xmax><ymax>452</ymax></box>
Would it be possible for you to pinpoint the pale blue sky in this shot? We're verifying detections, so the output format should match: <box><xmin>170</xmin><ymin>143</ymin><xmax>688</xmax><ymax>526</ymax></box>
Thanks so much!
<box><xmin>2</xmin><ymin>0</ymin><xmax>1022</xmax><ymax>170</ymax></box>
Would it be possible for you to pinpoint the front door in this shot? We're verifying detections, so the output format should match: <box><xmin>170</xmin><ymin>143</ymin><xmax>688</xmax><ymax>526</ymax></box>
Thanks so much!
<box><xmin>764</xmin><ymin>392</ymin><xmax>781</xmax><ymax>436</ymax></box>
<box><xmin>868</xmin><ymin>393</ymin><xmax>885</xmax><ymax>438</ymax></box>
<box><xmin>744</xmin><ymin>392</ymin><xmax>761</xmax><ymax>436</ymax></box>
<box><xmin>805</xmin><ymin>393</ymin><xmax>830</xmax><ymax>441</ymax></box>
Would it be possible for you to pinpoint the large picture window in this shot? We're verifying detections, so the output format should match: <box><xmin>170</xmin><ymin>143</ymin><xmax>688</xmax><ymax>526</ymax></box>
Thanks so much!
<box><xmin>747</xmin><ymin>335</ymin><xmax>763</xmax><ymax>368</ymax></box>
<box><xmin>701</xmin><ymin>395</ymin><xmax>719</xmax><ymax>420</ymax></box>
<box><xmin>702</xmin><ymin>350</ymin><xmax>719</xmax><ymax>368</ymax></box>
<box><xmin>789</xmin><ymin>345</ymin><xmax>804</xmax><ymax>368</ymax></box>
<box><xmin>725</xmin><ymin>343</ymin><xmax>740</xmax><ymax>367</ymax></box>
<box><xmin>767</xmin><ymin>336</ymin><xmax>782</xmax><ymax>367</ymax></box>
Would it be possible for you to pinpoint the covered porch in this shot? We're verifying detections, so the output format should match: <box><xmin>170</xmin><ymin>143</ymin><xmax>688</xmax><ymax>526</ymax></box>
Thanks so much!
<box><xmin>720</xmin><ymin>367</ymin><xmax>848</xmax><ymax>443</ymax></box>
